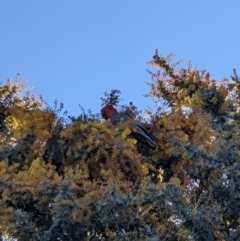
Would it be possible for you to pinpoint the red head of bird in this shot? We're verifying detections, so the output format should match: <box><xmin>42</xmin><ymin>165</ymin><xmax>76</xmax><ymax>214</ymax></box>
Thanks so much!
<box><xmin>101</xmin><ymin>104</ymin><xmax>117</xmax><ymax>120</ymax></box>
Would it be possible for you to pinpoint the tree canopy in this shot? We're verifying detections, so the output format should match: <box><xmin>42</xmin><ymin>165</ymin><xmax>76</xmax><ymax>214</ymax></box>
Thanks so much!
<box><xmin>1</xmin><ymin>51</ymin><xmax>240</xmax><ymax>241</ymax></box>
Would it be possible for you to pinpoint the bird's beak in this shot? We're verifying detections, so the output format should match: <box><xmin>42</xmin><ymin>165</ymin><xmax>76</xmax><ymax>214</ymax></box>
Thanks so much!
<box><xmin>102</xmin><ymin>113</ymin><xmax>108</xmax><ymax>120</ymax></box>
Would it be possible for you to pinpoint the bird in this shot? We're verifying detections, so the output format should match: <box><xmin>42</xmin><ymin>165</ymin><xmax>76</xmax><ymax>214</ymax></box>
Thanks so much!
<box><xmin>101</xmin><ymin>104</ymin><xmax>156</xmax><ymax>149</ymax></box>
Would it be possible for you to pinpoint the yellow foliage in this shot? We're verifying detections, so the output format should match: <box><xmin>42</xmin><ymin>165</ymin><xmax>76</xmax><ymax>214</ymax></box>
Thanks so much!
<box><xmin>157</xmin><ymin>169</ymin><xmax>164</xmax><ymax>182</ymax></box>
<box><xmin>0</xmin><ymin>202</ymin><xmax>13</xmax><ymax>234</ymax></box>
<box><xmin>105</xmin><ymin>227</ymin><xmax>115</xmax><ymax>239</ymax></box>
<box><xmin>211</xmin><ymin>96</ymin><xmax>218</xmax><ymax>105</ymax></box>
<box><xmin>141</xmin><ymin>162</ymin><xmax>156</xmax><ymax>175</ymax></box>
<box><xmin>176</xmin><ymin>228</ymin><xmax>190</xmax><ymax>241</ymax></box>
<box><xmin>0</xmin><ymin>159</ymin><xmax>61</xmax><ymax>205</ymax></box>
<box><xmin>1</xmin><ymin>60</ymin><xmax>239</xmax><ymax>240</ymax></box>
<box><xmin>120</xmin><ymin>128</ymin><xmax>131</xmax><ymax>140</ymax></box>
<box><xmin>170</xmin><ymin>175</ymin><xmax>181</xmax><ymax>187</ymax></box>
<box><xmin>5</xmin><ymin>106</ymin><xmax>54</xmax><ymax>159</ymax></box>
<box><xmin>181</xmin><ymin>133</ymin><xmax>189</xmax><ymax>142</ymax></box>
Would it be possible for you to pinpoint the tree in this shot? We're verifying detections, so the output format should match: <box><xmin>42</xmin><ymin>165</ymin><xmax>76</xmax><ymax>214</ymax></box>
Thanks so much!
<box><xmin>0</xmin><ymin>51</ymin><xmax>240</xmax><ymax>240</ymax></box>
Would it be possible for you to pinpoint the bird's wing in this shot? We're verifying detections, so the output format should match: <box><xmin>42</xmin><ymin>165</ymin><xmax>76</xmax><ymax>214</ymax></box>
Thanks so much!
<box><xmin>111</xmin><ymin>112</ymin><xmax>156</xmax><ymax>149</ymax></box>
<box><xmin>132</xmin><ymin>123</ymin><xmax>156</xmax><ymax>149</ymax></box>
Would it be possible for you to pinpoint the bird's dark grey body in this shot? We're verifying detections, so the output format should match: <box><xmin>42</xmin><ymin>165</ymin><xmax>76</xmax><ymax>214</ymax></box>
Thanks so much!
<box><xmin>110</xmin><ymin>112</ymin><xmax>156</xmax><ymax>149</ymax></box>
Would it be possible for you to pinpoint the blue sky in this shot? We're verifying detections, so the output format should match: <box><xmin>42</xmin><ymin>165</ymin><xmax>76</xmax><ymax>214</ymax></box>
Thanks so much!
<box><xmin>1</xmin><ymin>1</ymin><xmax>239</xmax><ymax>117</ymax></box>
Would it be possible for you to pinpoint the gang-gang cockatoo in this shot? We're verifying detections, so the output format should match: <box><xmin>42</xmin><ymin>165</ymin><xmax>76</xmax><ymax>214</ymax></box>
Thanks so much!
<box><xmin>101</xmin><ymin>104</ymin><xmax>156</xmax><ymax>149</ymax></box>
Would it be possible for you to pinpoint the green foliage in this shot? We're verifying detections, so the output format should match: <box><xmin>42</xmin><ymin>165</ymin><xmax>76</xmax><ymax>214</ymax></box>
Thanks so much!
<box><xmin>1</xmin><ymin>52</ymin><xmax>240</xmax><ymax>240</ymax></box>
<box><xmin>101</xmin><ymin>89</ymin><xmax>122</xmax><ymax>106</ymax></box>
